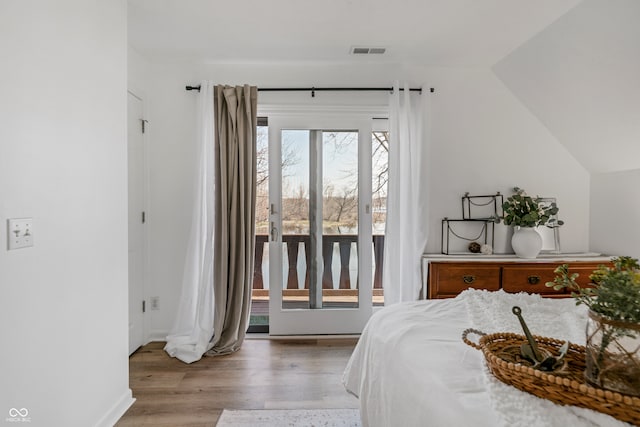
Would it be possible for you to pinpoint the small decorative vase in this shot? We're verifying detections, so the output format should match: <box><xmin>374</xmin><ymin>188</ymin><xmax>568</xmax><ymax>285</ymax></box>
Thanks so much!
<box><xmin>585</xmin><ymin>310</ymin><xmax>640</xmax><ymax>396</ymax></box>
<box><xmin>511</xmin><ymin>226</ymin><xmax>542</xmax><ymax>259</ymax></box>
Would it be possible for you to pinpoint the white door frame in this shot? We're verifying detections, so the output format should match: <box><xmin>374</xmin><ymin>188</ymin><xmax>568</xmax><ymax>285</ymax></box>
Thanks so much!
<box><xmin>264</xmin><ymin>108</ymin><xmax>380</xmax><ymax>335</ymax></box>
<box><xmin>127</xmin><ymin>90</ymin><xmax>147</xmax><ymax>353</ymax></box>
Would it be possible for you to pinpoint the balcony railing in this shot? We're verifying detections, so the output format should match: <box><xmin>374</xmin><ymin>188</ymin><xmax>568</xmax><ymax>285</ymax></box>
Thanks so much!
<box><xmin>253</xmin><ymin>234</ymin><xmax>385</xmax><ymax>290</ymax></box>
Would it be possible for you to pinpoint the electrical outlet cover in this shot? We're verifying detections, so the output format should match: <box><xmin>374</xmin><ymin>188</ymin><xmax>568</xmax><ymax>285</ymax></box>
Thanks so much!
<box><xmin>7</xmin><ymin>218</ymin><xmax>34</xmax><ymax>250</ymax></box>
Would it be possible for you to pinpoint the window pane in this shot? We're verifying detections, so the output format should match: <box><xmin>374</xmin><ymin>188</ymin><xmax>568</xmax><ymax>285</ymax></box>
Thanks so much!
<box><xmin>372</xmin><ymin>131</ymin><xmax>388</xmax><ymax>306</ymax></box>
<box><xmin>323</xmin><ymin>131</ymin><xmax>358</xmax><ymax>309</ymax></box>
<box><xmin>281</xmin><ymin>130</ymin><xmax>309</xmax><ymax>309</ymax></box>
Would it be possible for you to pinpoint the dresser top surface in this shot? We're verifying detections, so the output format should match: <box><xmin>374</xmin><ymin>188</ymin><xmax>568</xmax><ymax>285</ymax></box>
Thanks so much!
<box><xmin>423</xmin><ymin>253</ymin><xmax>612</xmax><ymax>263</ymax></box>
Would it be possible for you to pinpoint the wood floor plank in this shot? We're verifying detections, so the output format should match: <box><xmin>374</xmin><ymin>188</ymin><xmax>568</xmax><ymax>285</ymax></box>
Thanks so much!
<box><xmin>130</xmin><ymin>372</ymin><xmax>186</xmax><ymax>389</ymax></box>
<box><xmin>116</xmin><ymin>338</ymin><xmax>359</xmax><ymax>426</ymax></box>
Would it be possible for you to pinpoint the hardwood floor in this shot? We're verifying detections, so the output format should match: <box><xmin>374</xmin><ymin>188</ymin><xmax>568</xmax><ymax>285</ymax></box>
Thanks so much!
<box><xmin>116</xmin><ymin>338</ymin><xmax>359</xmax><ymax>426</ymax></box>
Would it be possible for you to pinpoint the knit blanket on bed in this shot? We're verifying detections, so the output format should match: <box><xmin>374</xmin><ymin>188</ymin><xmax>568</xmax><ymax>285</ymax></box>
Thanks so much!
<box><xmin>459</xmin><ymin>289</ymin><xmax>630</xmax><ymax>427</ymax></box>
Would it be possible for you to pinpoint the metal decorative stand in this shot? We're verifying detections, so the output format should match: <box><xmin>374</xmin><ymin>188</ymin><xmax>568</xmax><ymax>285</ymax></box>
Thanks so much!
<box><xmin>441</xmin><ymin>191</ymin><xmax>501</xmax><ymax>255</ymax></box>
<box><xmin>462</xmin><ymin>192</ymin><xmax>503</xmax><ymax>220</ymax></box>
<box><xmin>441</xmin><ymin>218</ymin><xmax>495</xmax><ymax>255</ymax></box>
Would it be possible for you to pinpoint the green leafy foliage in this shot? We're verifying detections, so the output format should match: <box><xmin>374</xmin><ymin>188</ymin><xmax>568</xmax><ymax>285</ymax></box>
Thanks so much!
<box><xmin>498</xmin><ymin>187</ymin><xmax>564</xmax><ymax>228</ymax></box>
<box><xmin>545</xmin><ymin>256</ymin><xmax>640</xmax><ymax>323</ymax></box>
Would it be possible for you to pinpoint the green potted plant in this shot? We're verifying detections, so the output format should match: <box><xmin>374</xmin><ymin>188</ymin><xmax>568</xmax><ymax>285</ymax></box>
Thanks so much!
<box><xmin>498</xmin><ymin>187</ymin><xmax>563</xmax><ymax>258</ymax></box>
<box><xmin>546</xmin><ymin>256</ymin><xmax>640</xmax><ymax>396</ymax></box>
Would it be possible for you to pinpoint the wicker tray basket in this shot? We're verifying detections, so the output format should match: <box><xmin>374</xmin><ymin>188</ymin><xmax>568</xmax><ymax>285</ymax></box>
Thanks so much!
<box><xmin>462</xmin><ymin>329</ymin><xmax>640</xmax><ymax>425</ymax></box>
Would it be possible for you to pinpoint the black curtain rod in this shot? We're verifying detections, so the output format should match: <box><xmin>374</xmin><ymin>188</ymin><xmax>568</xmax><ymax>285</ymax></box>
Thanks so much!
<box><xmin>185</xmin><ymin>85</ymin><xmax>434</xmax><ymax>97</ymax></box>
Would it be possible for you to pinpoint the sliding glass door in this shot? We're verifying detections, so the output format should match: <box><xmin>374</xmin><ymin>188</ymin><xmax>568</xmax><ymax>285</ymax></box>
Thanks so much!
<box><xmin>267</xmin><ymin>115</ymin><xmax>373</xmax><ymax>335</ymax></box>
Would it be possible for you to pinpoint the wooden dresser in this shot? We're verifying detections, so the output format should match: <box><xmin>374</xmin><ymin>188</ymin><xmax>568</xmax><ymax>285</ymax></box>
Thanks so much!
<box><xmin>421</xmin><ymin>254</ymin><xmax>612</xmax><ymax>299</ymax></box>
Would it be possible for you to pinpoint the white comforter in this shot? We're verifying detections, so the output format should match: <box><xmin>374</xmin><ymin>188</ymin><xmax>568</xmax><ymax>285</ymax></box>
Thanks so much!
<box><xmin>343</xmin><ymin>289</ymin><xmax>630</xmax><ymax>427</ymax></box>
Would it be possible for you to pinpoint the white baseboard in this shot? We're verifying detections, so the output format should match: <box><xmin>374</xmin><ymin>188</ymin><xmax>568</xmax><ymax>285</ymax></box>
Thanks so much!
<box><xmin>95</xmin><ymin>388</ymin><xmax>135</xmax><ymax>427</ymax></box>
<box><xmin>148</xmin><ymin>329</ymin><xmax>169</xmax><ymax>342</ymax></box>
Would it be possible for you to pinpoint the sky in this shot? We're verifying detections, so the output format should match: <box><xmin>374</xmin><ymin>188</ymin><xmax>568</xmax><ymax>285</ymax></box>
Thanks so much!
<box><xmin>281</xmin><ymin>130</ymin><xmax>358</xmax><ymax>198</ymax></box>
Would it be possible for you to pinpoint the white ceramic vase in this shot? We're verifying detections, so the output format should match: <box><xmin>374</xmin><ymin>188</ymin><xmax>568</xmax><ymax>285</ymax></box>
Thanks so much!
<box><xmin>511</xmin><ymin>226</ymin><xmax>542</xmax><ymax>259</ymax></box>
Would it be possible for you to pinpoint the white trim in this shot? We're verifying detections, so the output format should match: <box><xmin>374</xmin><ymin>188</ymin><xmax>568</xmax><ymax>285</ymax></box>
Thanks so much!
<box><xmin>142</xmin><ymin>99</ymin><xmax>151</xmax><ymax>345</ymax></box>
<box><xmin>128</xmin><ymin>88</ymin><xmax>151</xmax><ymax>345</ymax></box>
<box><xmin>358</xmin><ymin>118</ymin><xmax>374</xmax><ymax>317</ymax></box>
<box><xmin>94</xmin><ymin>389</ymin><xmax>135</xmax><ymax>427</ymax></box>
<box><xmin>258</xmin><ymin>104</ymin><xmax>388</xmax><ymax>118</ymax></box>
<box><xmin>148</xmin><ymin>329</ymin><xmax>171</xmax><ymax>342</ymax></box>
<box><xmin>127</xmin><ymin>91</ymin><xmax>150</xmax><ymax>350</ymax></box>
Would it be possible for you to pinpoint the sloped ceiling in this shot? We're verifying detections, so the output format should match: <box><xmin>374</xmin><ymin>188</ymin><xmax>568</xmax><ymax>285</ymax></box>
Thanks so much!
<box><xmin>493</xmin><ymin>0</ymin><xmax>640</xmax><ymax>174</ymax></box>
<box><xmin>128</xmin><ymin>0</ymin><xmax>580</xmax><ymax>66</ymax></box>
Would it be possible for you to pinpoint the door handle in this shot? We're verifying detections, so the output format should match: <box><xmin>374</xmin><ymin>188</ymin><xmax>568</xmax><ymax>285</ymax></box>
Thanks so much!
<box><xmin>270</xmin><ymin>222</ymin><xmax>278</xmax><ymax>242</ymax></box>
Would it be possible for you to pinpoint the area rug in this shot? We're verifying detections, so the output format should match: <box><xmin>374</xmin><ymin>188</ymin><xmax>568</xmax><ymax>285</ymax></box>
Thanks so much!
<box><xmin>216</xmin><ymin>408</ymin><xmax>361</xmax><ymax>427</ymax></box>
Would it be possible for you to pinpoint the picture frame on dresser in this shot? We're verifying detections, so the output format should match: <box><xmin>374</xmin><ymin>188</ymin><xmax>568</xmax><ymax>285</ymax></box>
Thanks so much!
<box><xmin>536</xmin><ymin>197</ymin><xmax>561</xmax><ymax>254</ymax></box>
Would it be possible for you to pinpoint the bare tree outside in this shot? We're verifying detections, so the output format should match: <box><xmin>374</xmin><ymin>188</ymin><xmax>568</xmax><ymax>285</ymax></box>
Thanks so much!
<box><xmin>251</xmin><ymin>127</ymin><xmax>389</xmax><ymax>306</ymax></box>
<box><xmin>321</xmin><ymin>131</ymin><xmax>359</xmax><ymax>234</ymax></box>
<box><xmin>255</xmin><ymin>126</ymin><xmax>270</xmax><ymax>235</ymax></box>
<box><xmin>321</xmin><ymin>131</ymin><xmax>389</xmax><ymax>234</ymax></box>
<box><xmin>255</xmin><ymin>126</ymin><xmax>302</xmax><ymax>234</ymax></box>
<box><xmin>371</xmin><ymin>131</ymin><xmax>388</xmax><ymax>233</ymax></box>
<box><xmin>255</xmin><ymin>129</ymin><xmax>389</xmax><ymax>236</ymax></box>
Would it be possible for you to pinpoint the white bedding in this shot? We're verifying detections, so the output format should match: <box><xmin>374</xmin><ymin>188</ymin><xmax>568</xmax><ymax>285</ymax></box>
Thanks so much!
<box><xmin>343</xmin><ymin>289</ymin><xmax>630</xmax><ymax>427</ymax></box>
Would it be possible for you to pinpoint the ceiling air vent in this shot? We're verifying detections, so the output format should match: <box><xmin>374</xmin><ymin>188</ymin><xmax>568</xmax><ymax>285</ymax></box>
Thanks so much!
<box><xmin>350</xmin><ymin>46</ymin><xmax>386</xmax><ymax>55</ymax></box>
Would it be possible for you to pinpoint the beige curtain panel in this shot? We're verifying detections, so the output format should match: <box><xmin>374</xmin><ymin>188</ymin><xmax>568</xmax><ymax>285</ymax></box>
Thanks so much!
<box><xmin>208</xmin><ymin>85</ymin><xmax>258</xmax><ymax>355</ymax></box>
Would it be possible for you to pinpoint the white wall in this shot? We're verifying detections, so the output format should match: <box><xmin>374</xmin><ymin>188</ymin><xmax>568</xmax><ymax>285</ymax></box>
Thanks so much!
<box><xmin>137</xmin><ymin>60</ymin><xmax>591</xmax><ymax>335</ymax></box>
<box><xmin>128</xmin><ymin>46</ymin><xmax>150</xmax><ymax>99</ymax></box>
<box><xmin>590</xmin><ymin>169</ymin><xmax>640</xmax><ymax>259</ymax></box>
<box><xmin>493</xmin><ymin>0</ymin><xmax>640</xmax><ymax>174</ymax></box>
<box><xmin>0</xmin><ymin>1</ymin><xmax>132</xmax><ymax>426</ymax></box>
<box><xmin>423</xmin><ymin>67</ymin><xmax>590</xmax><ymax>254</ymax></box>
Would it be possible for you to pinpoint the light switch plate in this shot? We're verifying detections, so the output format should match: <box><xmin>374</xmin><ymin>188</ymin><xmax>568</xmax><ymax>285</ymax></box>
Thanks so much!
<box><xmin>7</xmin><ymin>218</ymin><xmax>34</xmax><ymax>250</ymax></box>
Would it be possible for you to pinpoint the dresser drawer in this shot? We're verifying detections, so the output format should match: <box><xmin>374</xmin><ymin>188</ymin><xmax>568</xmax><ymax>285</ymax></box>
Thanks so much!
<box><xmin>423</xmin><ymin>258</ymin><xmax>613</xmax><ymax>299</ymax></box>
<box><xmin>429</xmin><ymin>263</ymin><xmax>500</xmax><ymax>298</ymax></box>
<box><xmin>548</xmin><ymin>262</ymin><xmax>610</xmax><ymax>290</ymax></box>
<box><xmin>502</xmin><ymin>265</ymin><xmax>564</xmax><ymax>295</ymax></box>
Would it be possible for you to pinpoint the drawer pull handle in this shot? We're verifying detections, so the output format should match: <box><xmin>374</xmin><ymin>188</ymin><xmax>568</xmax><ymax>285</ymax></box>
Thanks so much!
<box><xmin>462</xmin><ymin>275</ymin><xmax>476</xmax><ymax>284</ymax></box>
<box><xmin>527</xmin><ymin>275</ymin><xmax>541</xmax><ymax>285</ymax></box>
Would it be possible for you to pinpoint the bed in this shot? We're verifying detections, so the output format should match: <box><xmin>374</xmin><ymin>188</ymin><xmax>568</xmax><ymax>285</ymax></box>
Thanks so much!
<box><xmin>343</xmin><ymin>289</ymin><xmax>631</xmax><ymax>427</ymax></box>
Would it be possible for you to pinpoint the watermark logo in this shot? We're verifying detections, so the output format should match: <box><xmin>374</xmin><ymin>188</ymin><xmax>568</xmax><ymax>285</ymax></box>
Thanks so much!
<box><xmin>6</xmin><ymin>408</ymin><xmax>30</xmax><ymax>423</ymax></box>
